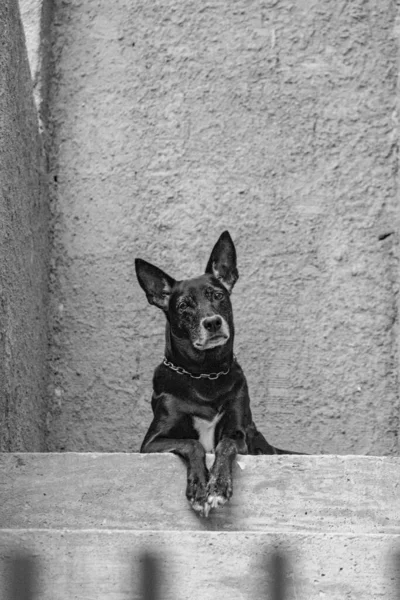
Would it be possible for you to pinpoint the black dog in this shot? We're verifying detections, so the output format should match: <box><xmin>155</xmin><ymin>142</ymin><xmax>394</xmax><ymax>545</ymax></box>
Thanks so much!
<box><xmin>135</xmin><ymin>231</ymin><xmax>299</xmax><ymax>517</ymax></box>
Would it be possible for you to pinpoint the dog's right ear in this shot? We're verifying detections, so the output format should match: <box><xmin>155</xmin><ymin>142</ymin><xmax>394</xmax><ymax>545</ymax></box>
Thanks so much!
<box><xmin>135</xmin><ymin>259</ymin><xmax>175</xmax><ymax>311</ymax></box>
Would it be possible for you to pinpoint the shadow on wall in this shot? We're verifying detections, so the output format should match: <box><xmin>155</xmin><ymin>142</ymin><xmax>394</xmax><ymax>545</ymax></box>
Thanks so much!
<box><xmin>2</xmin><ymin>550</ymin><xmax>400</xmax><ymax>599</ymax></box>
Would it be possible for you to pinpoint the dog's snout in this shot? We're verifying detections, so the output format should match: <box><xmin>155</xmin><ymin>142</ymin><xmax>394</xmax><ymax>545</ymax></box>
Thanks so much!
<box><xmin>195</xmin><ymin>314</ymin><xmax>229</xmax><ymax>350</ymax></box>
<box><xmin>203</xmin><ymin>316</ymin><xmax>222</xmax><ymax>333</ymax></box>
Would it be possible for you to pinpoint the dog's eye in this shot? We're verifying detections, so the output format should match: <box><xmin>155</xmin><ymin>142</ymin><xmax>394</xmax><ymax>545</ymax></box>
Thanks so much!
<box><xmin>214</xmin><ymin>292</ymin><xmax>224</xmax><ymax>301</ymax></box>
<box><xmin>178</xmin><ymin>301</ymin><xmax>188</xmax><ymax>311</ymax></box>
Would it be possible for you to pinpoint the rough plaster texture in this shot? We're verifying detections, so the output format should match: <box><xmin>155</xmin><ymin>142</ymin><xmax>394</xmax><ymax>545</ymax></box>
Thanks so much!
<box><xmin>0</xmin><ymin>0</ymin><xmax>49</xmax><ymax>450</ymax></box>
<box><xmin>46</xmin><ymin>0</ymin><xmax>399</xmax><ymax>454</ymax></box>
<box><xmin>18</xmin><ymin>0</ymin><xmax>53</xmax><ymax>122</ymax></box>
<box><xmin>18</xmin><ymin>0</ymin><xmax>41</xmax><ymax>105</ymax></box>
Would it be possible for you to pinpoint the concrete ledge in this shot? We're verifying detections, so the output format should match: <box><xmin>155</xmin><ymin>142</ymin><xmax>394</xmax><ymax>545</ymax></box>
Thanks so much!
<box><xmin>0</xmin><ymin>530</ymin><xmax>399</xmax><ymax>600</ymax></box>
<box><xmin>1</xmin><ymin>453</ymin><xmax>399</xmax><ymax>533</ymax></box>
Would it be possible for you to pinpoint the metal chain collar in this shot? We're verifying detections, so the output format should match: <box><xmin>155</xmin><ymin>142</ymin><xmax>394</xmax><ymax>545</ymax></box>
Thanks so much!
<box><xmin>163</xmin><ymin>357</ymin><xmax>232</xmax><ymax>380</ymax></box>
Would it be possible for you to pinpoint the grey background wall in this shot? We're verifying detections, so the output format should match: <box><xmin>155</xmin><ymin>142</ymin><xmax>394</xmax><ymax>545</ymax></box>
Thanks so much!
<box><xmin>2</xmin><ymin>0</ymin><xmax>398</xmax><ymax>454</ymax></box>
<box><xmin>38</xmin><ymin>0</ymin><xmax>398</xmax><ymax>455</ymax></box>
<box><xmin>6</xmin><ymin>0</ymin><xmax>399</xmax><ymax>455</ymax></box>
<box><xmin>0</xmin><ymin>0</ymin><xmax>49</xmax><ymax>450</ymax></box>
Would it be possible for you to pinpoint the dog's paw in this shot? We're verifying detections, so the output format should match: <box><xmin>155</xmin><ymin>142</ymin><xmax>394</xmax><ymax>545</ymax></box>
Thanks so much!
<box><xmin>204</xmin><ymin>472</ymin><xmax>233</xmax><ymax>516</ymax></box>
<box><xmin>186</xmin><ymin>470</ymin><xmax>208</xmax><ymax>516</ymax></box>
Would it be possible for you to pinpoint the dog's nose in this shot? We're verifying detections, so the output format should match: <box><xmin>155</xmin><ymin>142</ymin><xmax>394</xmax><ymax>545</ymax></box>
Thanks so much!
<box><xmin>203</xmin><ymin>316</ymin><xmax>222</xmax><ymax>333</ymax></box>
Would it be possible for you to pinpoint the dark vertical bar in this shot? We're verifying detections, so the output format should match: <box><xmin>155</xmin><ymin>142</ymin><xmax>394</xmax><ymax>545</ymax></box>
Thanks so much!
<box><xmin>9</xmin><ymin>554</ymin><xmax>37</xmax><ymax>600</ymax></box>
<box><xmin>269</xmin><ymin>551</ymin><xmax>286</xmax><ymax>600</ymax></box>
<box><xmin>140</xmin><ymin>552</ymin><xmax>161</xmax><ymax>600</ymax></box>
<box><xmin>395</xmin><ymin>551</ymin><xmax>400</xmax><ymax>600</ymax></box>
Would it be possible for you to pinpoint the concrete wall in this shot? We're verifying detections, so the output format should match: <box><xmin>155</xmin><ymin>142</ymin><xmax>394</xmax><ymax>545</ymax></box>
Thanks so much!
<box><xmin>0</xmin><ymin>0</ymin><xmax>49</xmax><ymax>450</ymax></box>
<box><xmin>19</xmin><ymin>0</ymin><xmax>53</xmax><ymax>123</ymax></box>
<box><xmin>45</xmin><ymin>0</ymin><xmax>399</xmax><ymax>454</ymax></box>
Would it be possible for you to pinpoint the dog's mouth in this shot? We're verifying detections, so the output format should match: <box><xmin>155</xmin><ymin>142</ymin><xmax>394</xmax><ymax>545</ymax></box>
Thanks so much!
<box><xmin>193</xmin><ymin>333</ymin><xmax>229</xmax><ymax>351</ymax></box>
<box><xmin>192</xmin><ymin>315</ymin><xmax>230</xmax><ymax>351</ymax></box>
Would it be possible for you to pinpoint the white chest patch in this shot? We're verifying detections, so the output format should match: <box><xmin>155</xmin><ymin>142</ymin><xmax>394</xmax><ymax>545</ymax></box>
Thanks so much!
<box><xmin>192</xmin><ymin>412</ymin><xmax>224</xmax><ymax>453</ymax></box>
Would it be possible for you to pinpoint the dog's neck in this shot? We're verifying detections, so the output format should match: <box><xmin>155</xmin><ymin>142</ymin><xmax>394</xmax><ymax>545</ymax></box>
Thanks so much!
<box><xmin>164</xmin><ymin>324</ymin><xmax>234</xmax><ymax>375</ymax></box>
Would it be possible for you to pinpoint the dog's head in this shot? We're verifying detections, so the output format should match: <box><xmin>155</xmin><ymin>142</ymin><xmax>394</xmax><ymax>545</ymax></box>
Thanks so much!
<box><xmin>135</xmin><ymin>231</ymin><xmax>238</xmax><ymax>354</ymax></box>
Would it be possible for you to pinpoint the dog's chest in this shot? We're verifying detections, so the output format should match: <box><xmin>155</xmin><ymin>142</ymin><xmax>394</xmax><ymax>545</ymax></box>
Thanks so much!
<box><xmin>192</xmin><ymin>412</ymin><xmax>224</xmax><ymax>453</ymax></box>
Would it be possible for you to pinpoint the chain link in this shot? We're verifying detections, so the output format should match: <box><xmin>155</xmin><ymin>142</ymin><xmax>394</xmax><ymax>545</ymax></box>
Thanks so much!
<box><xmin>163</xmin><ymin>357</ymin><xmax>232</xmax><ymax>380</ymax></box>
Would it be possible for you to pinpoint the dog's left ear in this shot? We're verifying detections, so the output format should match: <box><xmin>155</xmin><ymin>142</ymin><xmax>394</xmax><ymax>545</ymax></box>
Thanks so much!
<box><xmin>205</xmin><ymin>231</ymin><xmax>239</xmax><ymax>293</ymax></box>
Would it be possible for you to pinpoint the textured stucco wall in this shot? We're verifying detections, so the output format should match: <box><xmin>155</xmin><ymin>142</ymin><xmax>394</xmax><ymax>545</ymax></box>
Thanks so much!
<box><xmin>46</xmin><ymin>0</ymin><xmax>399</xmax><ymax>454</ymax></box>
<box><xmin>18</xmin><ymin>0</ymin><xmax>42</xmax><ymax>107</ymax></box>
<box><xmin>0</xmin><ymin>0</ymin><xmax>49</xmax><ymax>450</ymax></box>
<box><xmin>19</xmin><ymin>0</ymin><xmax>53</xmax><ymax>126</ymax></box>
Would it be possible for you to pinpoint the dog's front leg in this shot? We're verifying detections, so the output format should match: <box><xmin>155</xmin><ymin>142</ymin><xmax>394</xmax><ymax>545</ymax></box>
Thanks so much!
<box><xmin>205</xmin><ymin>436</ymin><xmax>242</xmax><ymax>516</ymax></box>
<box><xmin>141</xmin><ymin>436</ymin><xmax>209</xmax><ymax>515</ymax></box>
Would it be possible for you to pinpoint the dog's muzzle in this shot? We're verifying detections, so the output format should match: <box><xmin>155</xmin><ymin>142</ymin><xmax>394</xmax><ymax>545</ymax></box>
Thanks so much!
<box><xmin>193</xmin><ymin>315</ymin><xmax>230</xmax><ymax>350</ymax></box>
